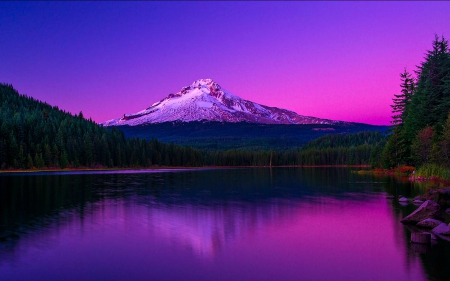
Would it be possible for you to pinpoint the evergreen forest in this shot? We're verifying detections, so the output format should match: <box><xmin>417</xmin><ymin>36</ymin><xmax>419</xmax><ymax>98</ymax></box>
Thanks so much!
<box><xmin>117</xmin><ymin>121</ymin><xmax>388</xmax><ymax>151</ymax></box>
<box><xmin>382</xmin><ymin>35</ymin><xmax>450</xmax><ymax>176</ymax></box>
<box><xmin>0</xmin><ymin>83</ymin><xmax>385</xmax><ymax>169</ymax></box>
<box><xmin>0</xmin><ymin>84</ymin><xmax>203</xmax><ymax>169</ymax></box>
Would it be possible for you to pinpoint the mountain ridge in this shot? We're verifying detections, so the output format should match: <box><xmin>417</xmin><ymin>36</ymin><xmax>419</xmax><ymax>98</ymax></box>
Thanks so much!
<box><xmin>102</xmin><ymin>79</ymin><xmax>345</xmax><ymax>126</ymax></box>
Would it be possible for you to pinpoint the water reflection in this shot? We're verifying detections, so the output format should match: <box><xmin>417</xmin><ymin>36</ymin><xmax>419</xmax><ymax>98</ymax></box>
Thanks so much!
<box><xmin>379</xmin><ymin>176</ymin><xmax>450</xmax><ymax>281</ymax></box>
<box><xmin>0</xmin><ymin>168</ymin><xmax>382</xmax><ymax>240</ymax></box>
<box><xmin>144</xmin><ymin>200</ymin><xmax>295</xmax><ymax>257</ymax></box>
<box><xmin>0</xmin><ymin>168</ymin><xmax>449</xmax><ymax>281</ymax></box>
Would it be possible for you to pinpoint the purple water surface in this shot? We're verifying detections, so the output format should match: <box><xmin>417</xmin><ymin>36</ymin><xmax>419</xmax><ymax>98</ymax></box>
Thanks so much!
<box><xmin>0</xmin><ymin>168</ymin><xmax>448</xmax><ymax>281</ymax></box>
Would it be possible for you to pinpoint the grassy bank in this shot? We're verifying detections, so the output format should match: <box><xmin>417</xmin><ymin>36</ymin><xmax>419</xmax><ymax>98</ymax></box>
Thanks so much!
<box><xmin>413</xmin><ymin>164</ymin><xmax>450</xmax><ymax>181</ymax></box>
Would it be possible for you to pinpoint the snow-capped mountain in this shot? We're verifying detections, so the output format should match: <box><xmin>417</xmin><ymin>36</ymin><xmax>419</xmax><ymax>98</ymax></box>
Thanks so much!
<box><xmin>102</xmin><ymin>79</ymin><xmax>343</xmax><ymax>126</ymax></box>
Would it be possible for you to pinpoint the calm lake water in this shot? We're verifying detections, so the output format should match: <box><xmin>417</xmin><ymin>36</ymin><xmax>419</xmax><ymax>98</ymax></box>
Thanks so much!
<box><xmin>1</xmin><ymin>168</ymin><xmax>450</xmax><ymax>281</ymax></box>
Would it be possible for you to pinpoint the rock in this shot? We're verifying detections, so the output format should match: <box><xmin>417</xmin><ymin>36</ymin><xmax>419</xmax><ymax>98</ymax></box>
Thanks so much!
<box><xmin>399</xmin><ymin>197</ymin><xmax>409</xmax><ymax>202</ymax></box>
<box><xmin>401</xmin><ymin>200</ymin><xmax>441</xmax><ymax>224</ymax></box>
<box><xmin>417</xmin><ymin>218</ymin><xmax>443</xmax><ymax>228</ymax></box>
<box><xmin>425</xmin><ymin>188</ymin><xmax>450</xmax><ymax>207</ymax></box>
<box><xmin>430</xmin><ymin>233</ymin><xmax>438</xmax><ymax>240</ymax></box>
<box><xmin>431</xmin><ymin>223</ymin><xmax>450</xmax><ymax>236</ymax></box>
<box><xmin>404</xmin><ymin>224</ymin><xmax>421</xmax><ymax>233</ymax></box>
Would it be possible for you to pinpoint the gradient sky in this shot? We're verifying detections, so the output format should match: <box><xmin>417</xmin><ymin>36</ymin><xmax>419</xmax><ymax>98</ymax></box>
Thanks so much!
<box><xmin>1</xmin><ymin>2</ymin><xmax>450</xmax><ymax>125</ymax></box>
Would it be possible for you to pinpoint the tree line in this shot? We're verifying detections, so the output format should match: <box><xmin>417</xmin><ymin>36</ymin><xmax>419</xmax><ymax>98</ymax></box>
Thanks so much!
<box><xmin>1</xmin><ymin>83</ymin><xmax>386</xmax><ymax>169</ymax></box>
<box><xmin>382</xmin><ymin>35</ymin><xmax>450</xmax><ymax>171</ymax></box>
<box><xmin>3</xmin><ymin>35</ymin><xmax>448</xmax><ymax>170</ymax></box>
<box><xmin>0</xmin><ymin>84</ymin><xmax>203</xmax><ymax>169</ymax></box>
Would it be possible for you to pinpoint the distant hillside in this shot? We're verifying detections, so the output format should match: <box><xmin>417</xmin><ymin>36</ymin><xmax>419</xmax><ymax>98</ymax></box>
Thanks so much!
<box><xmin>115</xmin><ymin>121</ymin><xmax>390</xmax><ymax>151</ymax></box>
<box><xmin>302</xmin><ymin>131</ymin><xmax>387</xmax><ymax>149</ymax></box>
<box><xmin>199</xmin><ymin>130</ymin><xmax>387</xmax><ymax>166</ymax></box>
<box><xmin>0</xmin><ymin>84</ymin><xmax>203</xmax><ymax>169</ymax></box>
<box><xmin>294</xmin><ymin>131</ymin><xmax>387</xmax><ymax>166</ymax></box>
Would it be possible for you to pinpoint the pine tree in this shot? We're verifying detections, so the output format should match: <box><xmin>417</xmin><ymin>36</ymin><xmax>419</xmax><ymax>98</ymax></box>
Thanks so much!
<box><xmin>391</xmin><ymin>69</ymin><xmax>415</xmax><ymax>126</ymax></box>
<box><xmin>386</xmin><ymin>69</ymin><xmax>415</xmax><ymax>167</ymax></box>
<box><xmin>404</xmin><ymin>35</ymin><xmax>450</xmax><ymax>141</ymax></box>
<box><xmin>26</xmin><ymin>154</ymin><xmax>34</xmax><ymax>169</ymax></box>
<box><xmin>60</xmin><ymin>150</ymin><xmax>69</xmax><ymax>169</ymax></box>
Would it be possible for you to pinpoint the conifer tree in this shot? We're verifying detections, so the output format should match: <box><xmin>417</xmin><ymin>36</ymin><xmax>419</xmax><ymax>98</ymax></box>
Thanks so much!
<box><xmin>26</xmin><ymin>154</ymin><xmax>34</xmax><ymax>169</ymax></box>
<box><xmin>391</xmin><ymin>69</ymin><xmax>415</xmax><ymax>126</ymax></box>
<box><xmin>404</xmin><ymin>35</ymin><xmax>450</xmax><ymax>141</ymax></box>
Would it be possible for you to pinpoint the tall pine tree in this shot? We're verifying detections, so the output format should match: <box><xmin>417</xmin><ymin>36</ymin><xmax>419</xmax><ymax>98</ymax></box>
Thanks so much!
<box><xmin>383</xmin><ymin>69</ymin><xmax>415</xmax><ymax>167</ymax></box>
<box><xmin>391</xmin><ymin>69</ymin><xmax>415</xmax><ymax>126</ymax></box>
<box><xmin>404</xmin><ymin>35</ymin><xmax>450</xmax><ymax>142</ymax></box>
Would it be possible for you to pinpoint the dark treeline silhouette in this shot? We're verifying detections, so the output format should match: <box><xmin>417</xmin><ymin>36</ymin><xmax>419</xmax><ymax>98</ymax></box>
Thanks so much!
<box><xmin>382</xmin><ymin>35</ymin><xmax>450</xmax><ymax>176</ymax></box>
<box><xmin>0</xmin><ymin>84</ymin><xmax>203</xmax><ymax>169</ymax></box>
<box><xmin>117</xmin><ymin>121</ymin><xmax>389</xmax><ymax>151</ymax></box>
<box><xmin>203</xmin><ymin>131</ymin><xmax>385</xmax><ymax>166</ymax></box>
<box><xmin>0</xmin><ymin>83</ymin><xmax>385</xmax><ymax>169</ymax></box>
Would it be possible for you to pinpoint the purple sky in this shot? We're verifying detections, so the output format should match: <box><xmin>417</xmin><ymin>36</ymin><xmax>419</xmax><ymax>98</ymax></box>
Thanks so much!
<box><xmin>1</xmin><ymin>2</ymin><xmax>450</xmax><ymax>125</ymax></box>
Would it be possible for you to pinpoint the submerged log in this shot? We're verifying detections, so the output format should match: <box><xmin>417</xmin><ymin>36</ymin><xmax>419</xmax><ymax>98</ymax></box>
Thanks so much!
<box><xmin>411</xmin><ymin>232</ymin><xmax>431</xmax><ymax>244</ymax></box>
<box><xmin>410</xmin><ymin>242</ymin><xmax>431</xmax><ymax>254</ymax></box>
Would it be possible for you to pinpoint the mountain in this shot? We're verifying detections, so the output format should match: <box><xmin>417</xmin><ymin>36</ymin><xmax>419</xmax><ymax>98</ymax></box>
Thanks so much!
<box><xmin>102</xmin><ymin>79</ymin><xmax>345</xmax><ymax>126</ymax></box>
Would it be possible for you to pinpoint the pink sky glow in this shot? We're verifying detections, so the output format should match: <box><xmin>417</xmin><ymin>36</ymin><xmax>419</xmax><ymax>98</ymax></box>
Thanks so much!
<box><xmin>1</xmin><ymin>2</ymin><xmax>450</xmax><ymax>125</ymax></box>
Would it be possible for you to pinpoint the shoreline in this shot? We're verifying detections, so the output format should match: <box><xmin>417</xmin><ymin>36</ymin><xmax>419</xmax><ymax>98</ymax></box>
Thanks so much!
<box><xmin>0</xmin><ymin>164</ymin><xmax>371</xmax><ymax>174</ymax></box>
<box><xmin>356</xmin><ymin>167</ymin><xmax>450</xmax><ymax>186</ymax></box>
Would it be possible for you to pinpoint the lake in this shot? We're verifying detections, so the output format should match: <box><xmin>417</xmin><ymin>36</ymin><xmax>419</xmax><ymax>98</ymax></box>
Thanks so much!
<box><xmin>1</xmin><ymin>168</ymin><xmax>449</xmax><ymax>281</ymax></box>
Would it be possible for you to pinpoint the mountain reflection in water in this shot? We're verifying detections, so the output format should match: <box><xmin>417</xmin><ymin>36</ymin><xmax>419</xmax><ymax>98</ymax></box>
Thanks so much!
<box><xmin>0</xmin><ymin>168</ymin><xmax>449</xmax><ymax>281</ymax></box>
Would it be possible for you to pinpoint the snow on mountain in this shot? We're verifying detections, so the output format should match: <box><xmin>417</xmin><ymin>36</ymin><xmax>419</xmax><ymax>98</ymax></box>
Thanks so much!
<box><xmin>102</xmin><ymin>79</ymin><xmax>344</xmax><ymax>126</ymax></box>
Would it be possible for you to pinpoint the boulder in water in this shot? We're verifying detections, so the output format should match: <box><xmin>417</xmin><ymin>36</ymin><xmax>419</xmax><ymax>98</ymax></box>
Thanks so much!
<box><xmin>431</xmin><ymin>223</ymin><xmax>450</xmax><ymax>236</ymax></box>
<box><xmin>401</xmin><ymin>200</ymin><xmax>441</xmax><ymax>224</ymax></box>
<box><xmin>417</xmin><ymin>218</ymin><xmax>443</xmax><ymax>228</ymax></box>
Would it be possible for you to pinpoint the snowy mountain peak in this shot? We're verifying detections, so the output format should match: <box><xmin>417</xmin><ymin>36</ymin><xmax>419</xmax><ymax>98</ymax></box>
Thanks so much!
<box><xmin>102</xmin><ymin>79</ymin><xmax>344</xmax><ymax>126</ymax></box>
<box><xmin>178</xmin><ymin>79</ymin><xmax>220</xmax><ymax>96</ymax></box>
<box><xmin>191</xmin><ymin>78</ymin><xmax>216</xmax><ymax>87</ymax></box>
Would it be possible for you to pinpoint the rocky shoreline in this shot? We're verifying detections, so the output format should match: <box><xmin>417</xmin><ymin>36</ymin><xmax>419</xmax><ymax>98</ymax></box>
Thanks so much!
<box><xmin>395</xmin><ymin>188</ymin><xmax>450</xmax><ymax>242</ymax></box>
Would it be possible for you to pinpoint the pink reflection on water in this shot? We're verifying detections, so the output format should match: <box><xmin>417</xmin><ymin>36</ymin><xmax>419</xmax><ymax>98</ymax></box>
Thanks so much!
<box><xmin>226</xmin><ymin>197</ymin><xmax>426</xmax><ymax>281</ymax></box>
<box><xmin>0</xmin><ymin>194</ymin><xmax>429</xmax><ymax>281</ymax></box>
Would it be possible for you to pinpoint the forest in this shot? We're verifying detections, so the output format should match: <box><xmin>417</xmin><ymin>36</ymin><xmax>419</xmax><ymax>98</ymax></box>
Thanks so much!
<box><xmin>0</xmin><ymin>84</ymin><xmax>203</xmax><ymax>169</ymax></box>
<box><xmin>1</xmin><ymin>37</ymin><xmax>448</xmax><ymax>171</ymax></box>
<box><xmin>117</xmin><ymin>120</ymin><xmax>388</xmax><ymax>151</ymax></box>
<box><xmin>203</xmin><ymin>131</ymin><xmax>385</xmax><ymax>166</ymax></box>
<box><xmin>0</xmin><ymin>83</ymin><xmax>384</xmax><ymax>169</ymax></box>
<box><xmin>382</xmin><ymin>35</ymin><xmax>450</xmax><ymax>177</ymax></box>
